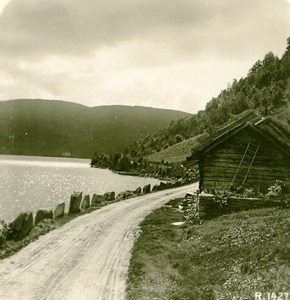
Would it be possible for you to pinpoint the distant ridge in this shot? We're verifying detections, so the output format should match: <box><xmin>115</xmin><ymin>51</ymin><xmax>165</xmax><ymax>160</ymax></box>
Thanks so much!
<box><xmin>0</xmin><ymin>99</ymin><xmax>191</xmax><ymax>158</ymax></box>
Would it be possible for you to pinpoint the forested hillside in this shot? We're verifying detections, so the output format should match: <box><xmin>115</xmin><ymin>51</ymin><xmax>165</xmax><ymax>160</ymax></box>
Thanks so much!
<box><xmin>91</xmin><ymin>38</ymin><xmax>290</xmax><ymax>173</ymax></box>
<box><xmin>0</xmin><ymin>100</ymin><xmax>190</xmax><ymax>158</ymax></box>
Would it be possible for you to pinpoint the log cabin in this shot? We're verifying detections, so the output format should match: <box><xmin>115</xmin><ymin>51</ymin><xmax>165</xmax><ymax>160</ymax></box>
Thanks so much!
<box><xmin>188</xmin><ymin>117</ymin><xmax>290</xmax><ymax>193</ymax></box>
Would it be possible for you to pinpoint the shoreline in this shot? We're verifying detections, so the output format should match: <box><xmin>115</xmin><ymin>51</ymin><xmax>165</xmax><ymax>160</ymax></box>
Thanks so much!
<box><xmin>0</xmin><ymin>179</ymin><xmax>193</xmax><ymax>260</ymax></box>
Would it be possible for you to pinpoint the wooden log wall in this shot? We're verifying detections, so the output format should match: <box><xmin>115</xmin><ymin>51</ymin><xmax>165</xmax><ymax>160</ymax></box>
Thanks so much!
<box><xmin>200</xmin><ymin>127</ymin><xmax>290</xmax><ymax>192</ymax></box>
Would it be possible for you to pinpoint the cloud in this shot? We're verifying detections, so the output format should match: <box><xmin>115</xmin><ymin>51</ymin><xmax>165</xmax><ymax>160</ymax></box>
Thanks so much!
<box><xmin>0</xmin><ymin>0</ymin><xmax>289</xmax><ymax>112</ymax></box>
<box><xmin>0</xmin><ymin>0</ymin><xmax>288</xmax><ymax>60</ymax></box>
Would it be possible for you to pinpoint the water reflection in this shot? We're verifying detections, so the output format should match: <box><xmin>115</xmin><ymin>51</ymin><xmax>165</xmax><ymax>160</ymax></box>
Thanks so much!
<box><xmin>0</xmin><ymin>155</ymin><xmax>160</xmax><ymax>222</ymax></box>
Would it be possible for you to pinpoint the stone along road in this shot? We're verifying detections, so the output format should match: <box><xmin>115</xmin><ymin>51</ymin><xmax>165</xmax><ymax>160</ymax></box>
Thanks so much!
<box><xmin>0</xmin><ymin>183</ymin><xmax>197</xmax><ymax>300</ymax></box>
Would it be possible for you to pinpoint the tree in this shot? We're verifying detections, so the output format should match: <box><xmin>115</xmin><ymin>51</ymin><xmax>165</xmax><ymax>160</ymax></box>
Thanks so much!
<box><xmin>175</xmin><ymin>134</ymin><xmax>183</xmax><ymax>143</ymax></box>
<box><xmin>281</xmin><ymin>37</ymin><xmax>290</xmax><ymax>77</ymax></box>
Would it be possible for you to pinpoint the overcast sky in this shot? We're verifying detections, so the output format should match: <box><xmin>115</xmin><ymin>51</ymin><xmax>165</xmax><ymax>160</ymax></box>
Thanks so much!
<box><xmin>0</xmin><ymin>0</ymin><xmax>289</xmax><ymax>113</ymax></box>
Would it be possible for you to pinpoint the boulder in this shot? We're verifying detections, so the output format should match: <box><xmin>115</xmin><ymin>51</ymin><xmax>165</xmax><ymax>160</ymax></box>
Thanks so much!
<box><xmin>35</xmin><ymin>209</ymin><xmax>53</xmax><ymax>225</ymax></box>
<box><xmin>159</xmin><ymin>181</ymin><xmax>168</xmax><ymax>190</ymax></box>
<box><xmin>8</xmin><ymin>212</ymin><xmax>34</xmax><ymax>240</ymax></box>
<box><xmin>81</xmin><ymin>195</ymin><xmax>90</xmax><ymax>210</ymax></box>
<box><xmin>116</xmin><ymin>190</ymin><xmax>135</xmax><ymax>201</ymax></box>
<box><xmin>69</xmin><ymin>192</ymin><xmax>82</xmax><ymax>214</ymax></box>
<box><xmin>116</xmin><ymin>191</ymin><xmax>126</xmax><ymax>201</ymax></box>
<box><xmin>54</xmin><ymin>202</ymin><xmax>65</xmax><ymax>218</ymax></box>
<box><xmin>104</xmin><ymin>192</ymin><xmax>115</xmax><ymax>201</ymax></box>
<box><xmin>152</xmin><ymin>184</ymin><xmax>160</xmax><ymax>192</ymax></box>
<box><xmin>172</xmin><ymin>180</ymin><xmax>182</xmax><ymax>188</ymax></box>
<box><xmin>126</xmin><ymin>190</ymin><xmax>135</xmax><ymax>199</ymax></box>
<box><xmin>134</xmin><ymin>187</ymin><xmax>142</xmax><ymax>195</ymax></box>
<box><xmin>167</xmin><ymin>182</ymin><xmax>175</xmax><ymax>188</ymax></box>
<box><xmin>142</xmin><ymin>184</ymin><xmax>151</xmax><ymax>194</ymax></box>
<box><xmin>91</xmin><ymin>194</ymin><xmax>104</xmax><ymax>206</ymax></box>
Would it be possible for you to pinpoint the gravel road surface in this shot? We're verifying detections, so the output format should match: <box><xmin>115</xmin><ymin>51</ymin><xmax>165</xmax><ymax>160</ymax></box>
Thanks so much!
<box><xmin>0</xmin><ymin>183</ymin><xmax>197</xmax><ymax>300</ymax></box>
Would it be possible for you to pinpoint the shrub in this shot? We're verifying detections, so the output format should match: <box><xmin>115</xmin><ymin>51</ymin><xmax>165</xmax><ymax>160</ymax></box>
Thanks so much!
<box><xmin>266</xmin><ymin>180</ymin><xmax>286</xmax><ymax>198</ymax></box>
<box><xmin>0</xmin><ymin>220</ymin><xmax>8</xmax><ymax>247</ymax></box>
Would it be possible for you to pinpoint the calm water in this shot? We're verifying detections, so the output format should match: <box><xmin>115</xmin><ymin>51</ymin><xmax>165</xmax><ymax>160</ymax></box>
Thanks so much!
<box><xmin>0</xmin><ymin>155</ymin><xmax>160</xmax><ymax>222</ymax></box>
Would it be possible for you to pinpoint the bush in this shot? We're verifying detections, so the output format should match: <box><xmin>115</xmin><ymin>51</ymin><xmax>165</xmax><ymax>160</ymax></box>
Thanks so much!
<box><xmin>0</xmin><ymin>220</ymin><xmax>8</xmax><ymax>247</ymax></box>
<box><xmin>266</xmin><ymin>180</ymin><xmax>286</xmax><ymax>198</ymax></box>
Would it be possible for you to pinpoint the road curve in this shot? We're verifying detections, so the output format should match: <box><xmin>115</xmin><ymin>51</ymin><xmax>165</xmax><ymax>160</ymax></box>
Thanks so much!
<box><xmin>0</xmin><ymin>183</ymin><xmax>198</xmax><ymax>300</ymax></box>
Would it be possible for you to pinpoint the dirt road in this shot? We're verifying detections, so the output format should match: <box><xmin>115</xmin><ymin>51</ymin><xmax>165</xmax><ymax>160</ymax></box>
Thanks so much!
<box><xmin>0</xmin><ymin>183</ymin><xmax>197</xmax><ymax>300</ymax></box>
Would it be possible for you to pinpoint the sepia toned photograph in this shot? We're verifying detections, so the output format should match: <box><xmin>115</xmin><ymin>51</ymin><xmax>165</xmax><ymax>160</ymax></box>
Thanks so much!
<box><xmin>0</xmin><ymin>0</ymin><xmax>289</xmax><ymax>299</ymax></box>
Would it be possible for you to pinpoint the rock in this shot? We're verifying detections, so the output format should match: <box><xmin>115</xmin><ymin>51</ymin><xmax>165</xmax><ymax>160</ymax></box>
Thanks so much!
<box><xmin>104</xmin><ymin>192</ymin><xmax>115</xmax><ymax>201</ymax></box>
<box><xmin>91</xmin><ymin>194</ymin><xmax>104</xmax><ymax>206</ymax></box>
<box><xmin>35</xmin><ymin>210</ymin><xmax>53</xmax><ymax>225</ymax></box>
<box><xmin>116</xmin><ymin>192</ymin><xmax>126</xmax><ymax>201</ymax></box>
<box><xmin>143</xmin><ymin>184</ymin><xmax>151</xmax><ymax>194</ymax></box>
<box><xmin>69</xmin><ymin>192</ymin><xmax>82</xmax><ymax>214</ymax></box>
<box><xmin>159</xmin><ymin>182</ymin><xmax>168</xmax><ymax>190</ymax></box>
<box><xmin>36</xmin><ymin>219</ymin><xmax>56</xmax><ymax>231</ymax></box>
<box><xmin>54</xmin><ymin>202</ymin><xmax>65</xmax><ymax>218</ymax></box>
<box><xmin>81</xmin><ymin>195</ymin><xmax>90</xmax><ymax>210</ymax></box>
<box><xmin>125</xmin><ymin>190</ymin><xmax>135</xmax><ymax>199</ymax></box>
<box><xmin>116</xmin><ymin>190</ymin><xmax>135</xmax><ymax>201</ymax></box>
<box><xmin>172</xmin><ymin>180</ymin><xmax>182</xmax><ymax>188</ymax></box>
<box><xmin>8</xmin><ymin>212</ymin><xmax>34</xmax><ymax>240</ymax></box>
<box><xmin>134</xmin><ymin>187</ymin><xmax>142</xmax><ymax>195</ymax></box>
<box><xmin>152</xmin><ymin>184</ymin><xmax>160</xmax><ymax>192</ymax></box>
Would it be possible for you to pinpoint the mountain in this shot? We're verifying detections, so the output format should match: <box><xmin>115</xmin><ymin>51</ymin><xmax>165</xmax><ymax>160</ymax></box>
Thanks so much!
<box><xmin>0</xmin><ymin>99</ymin><xmax>191</xmax><ymax>158</ymax></box>
<box><xmin>90</xmin><ymin>38</ymin><xmax>290</xmax><ymax>177</ymax></box>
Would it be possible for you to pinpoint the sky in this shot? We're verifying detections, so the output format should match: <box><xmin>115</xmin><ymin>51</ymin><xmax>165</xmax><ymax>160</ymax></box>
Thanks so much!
<box><xmin>0</xmin><ymin>0</ymin><xmax>289</xmax><ymax>113</ymax></box>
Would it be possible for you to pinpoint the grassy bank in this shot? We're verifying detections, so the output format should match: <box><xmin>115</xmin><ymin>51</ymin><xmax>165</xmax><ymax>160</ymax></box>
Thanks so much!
<box><xmin>146</xmin><ymin>133</ymin><xmax>210</xmax><ymax>163</ymax></box>
<box><xmin>126</xmin><ymin>199</ymin><xmax>290</xmax><ymax>300</ymax></box>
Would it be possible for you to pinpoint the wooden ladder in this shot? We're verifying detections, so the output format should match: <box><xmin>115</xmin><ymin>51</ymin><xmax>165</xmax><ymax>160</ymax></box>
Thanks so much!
<box><xmin>242</xmin><ymin>143</ymin><xmax>260</xmax><ymax>185</ymax></box>
<box><xmin>231</xmin><ymin>140</ymin><xmax>260</xmax><ymax>185</ymax></box>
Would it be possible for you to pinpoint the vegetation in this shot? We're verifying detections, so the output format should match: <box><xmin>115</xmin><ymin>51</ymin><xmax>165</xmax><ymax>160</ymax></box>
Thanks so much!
<box><xmin>127</xmin><ymin>199</ymin><xmax>290</xmax><ymax>300</ymax></box>
<box><xmin>91</xmin><ymin>38</ymin><xmax>290</xmax><ymax>180</ymax></box>
<box><xmin>147</xmin><ymin>133</ymin><xmax>210</xmax><ymax>163</ymax></box>
<box><xmin>0</xmin><ymin>100</ymin><xmax>190</xmax><ymax>158</ymax></box>
<box><xmin>121</xmin><ymin>38</ymin><xmax>290</xmax><ymax>162</ymax></box>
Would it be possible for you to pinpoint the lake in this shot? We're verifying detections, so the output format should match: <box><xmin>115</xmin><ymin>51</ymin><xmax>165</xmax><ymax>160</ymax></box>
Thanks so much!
<box><xmin>0</xmin><ymin>155</ymin><xmax>161</xmax><ymax>223</ymax></box>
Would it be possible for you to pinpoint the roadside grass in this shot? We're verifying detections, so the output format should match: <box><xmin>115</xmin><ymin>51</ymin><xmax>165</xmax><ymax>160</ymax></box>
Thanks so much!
<box><xmin>126</xmin><ymin>199</ymin><xmax>290</xmax><ymax>300</ymax></box>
